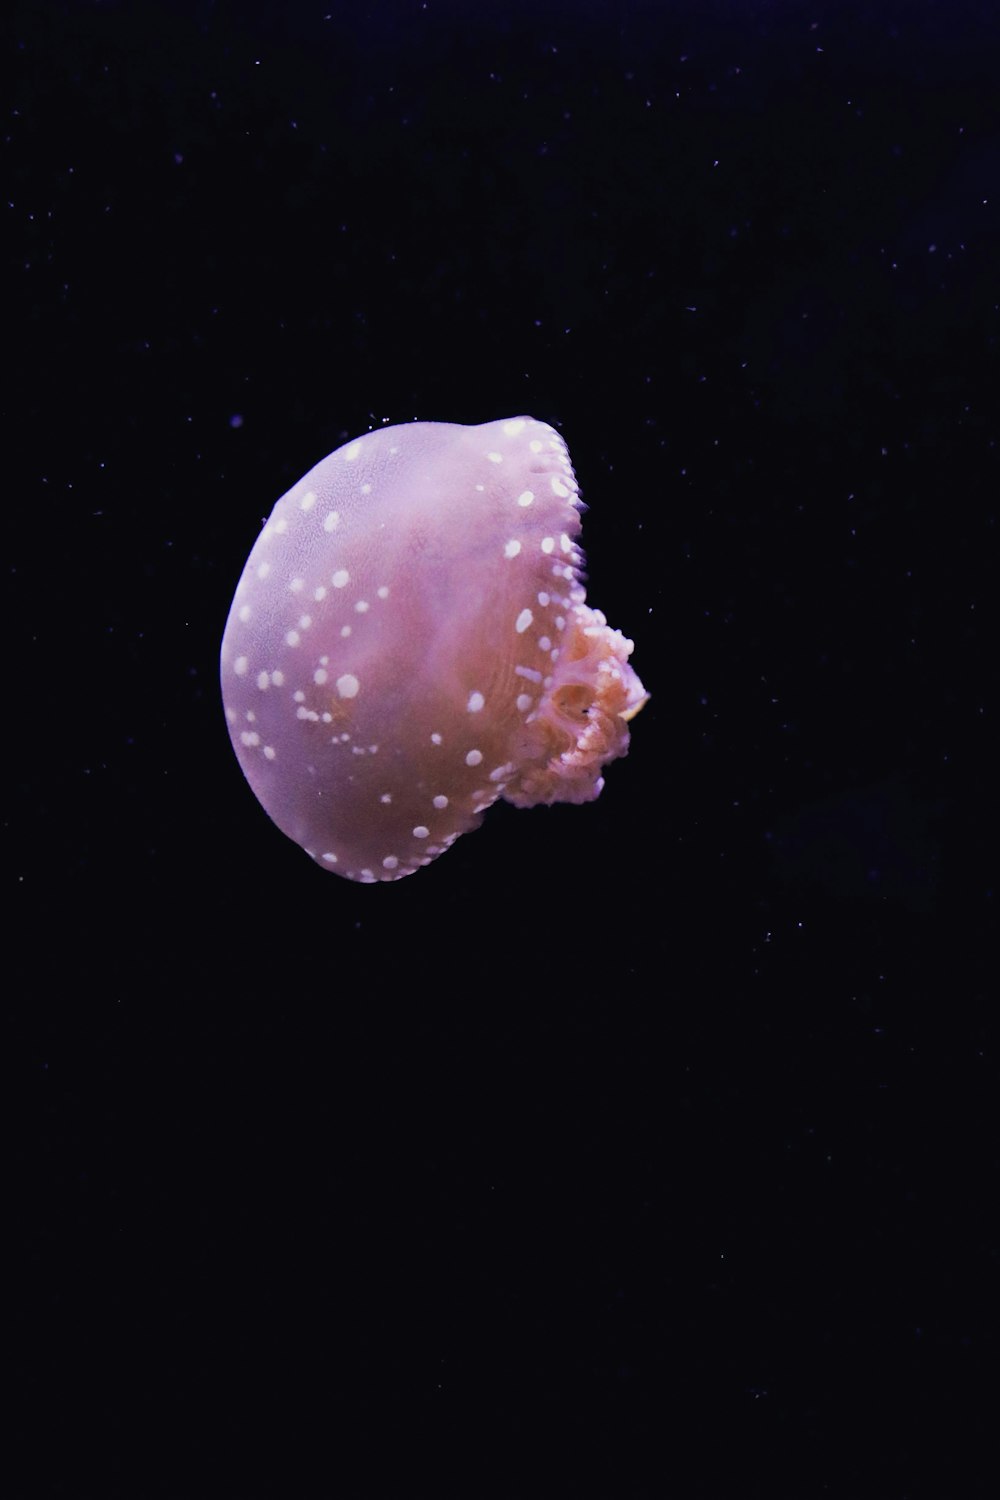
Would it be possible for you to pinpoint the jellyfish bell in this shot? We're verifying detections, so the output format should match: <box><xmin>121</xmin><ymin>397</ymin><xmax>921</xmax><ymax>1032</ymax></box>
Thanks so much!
<box><xmin>220</xmin><ymin>416</ymin><xmax>647</xmax><ymax>883</ymax></box>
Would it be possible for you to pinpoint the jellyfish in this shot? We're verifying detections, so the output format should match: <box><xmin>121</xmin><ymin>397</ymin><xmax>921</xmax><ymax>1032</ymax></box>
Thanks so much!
<box><xmin>220</xmin><ymin>416</ymin><xmax>647</xmax><ymax>882</ymax></box>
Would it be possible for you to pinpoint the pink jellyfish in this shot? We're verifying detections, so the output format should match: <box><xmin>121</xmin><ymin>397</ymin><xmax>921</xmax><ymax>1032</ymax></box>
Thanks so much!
<box><xmin>220</xmin><ymin>417</ymin><xmax>647</xmax><ymax>882</ymax></box>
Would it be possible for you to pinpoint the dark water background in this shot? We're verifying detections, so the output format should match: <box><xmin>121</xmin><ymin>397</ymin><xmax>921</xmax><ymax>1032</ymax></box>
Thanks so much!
<box><xmin>10</xmin><ymin>2</ymin><xmax>996</xmax><ymax>1493</ymax></box>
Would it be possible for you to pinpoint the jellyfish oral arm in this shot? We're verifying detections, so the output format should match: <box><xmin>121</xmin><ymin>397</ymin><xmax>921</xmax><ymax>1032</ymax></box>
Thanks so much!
<box><xmin>502</xmin><ymin>603</ymin><xmax>646</xmax><ymax>808</ymax></box>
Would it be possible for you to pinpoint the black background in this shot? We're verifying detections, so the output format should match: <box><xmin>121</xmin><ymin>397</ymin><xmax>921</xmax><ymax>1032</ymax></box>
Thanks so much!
<box><xmin>10</xmin><ymin>1</ymin><xmax>997</xmax><ymax>1495</ymax></box>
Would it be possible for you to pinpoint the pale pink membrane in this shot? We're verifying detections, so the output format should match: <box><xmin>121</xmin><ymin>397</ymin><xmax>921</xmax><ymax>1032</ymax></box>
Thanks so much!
<box><xmin>220</xmin><ymin>417</ymin><xmax>647</xmax><ymax>883</ymax></box>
